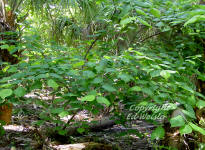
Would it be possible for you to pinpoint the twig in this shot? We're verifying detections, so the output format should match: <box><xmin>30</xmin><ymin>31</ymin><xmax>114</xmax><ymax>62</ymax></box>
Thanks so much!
<box><xmin>140</xmin><ymin>32</ymin><xmax>163</xmax><ymax>43</ymax></box>
<box><xmin>83</xmin><ymin>36</ymin><xmax>100</xmax><ymax>61</ymax></box>
<box><xmin>62</xmin><ymin>110</ymin><xmax>79</xmax><ymax>130</ymax></box>
<box><xmin>83</xmin><ymin>7</ymin><xmax>118</xmax><ymax>63</ymax></box>
<box><xmin>200</xmin><ymin>38</ymin><xmax>205</xmax><ymax>45</ymax></box>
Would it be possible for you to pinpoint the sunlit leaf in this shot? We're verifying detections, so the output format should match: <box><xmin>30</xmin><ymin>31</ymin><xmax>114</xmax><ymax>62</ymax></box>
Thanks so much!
<box><xmin>118</xmin><ymin>74</ymin><xmax>133</xmax><ymax>83</ymax></box>
<box><xmin>150</xmin><ymin>8</ymin><xmax>161</xmax><ymax>18</ymax></box>
<box><xmin>151</xmin><ymin>126</ymin><xmax>165</xmax><ymax>140</ymax></box>
<box><xmin>14</xmin><ymin>87</ymin><xmax>26</xmax><ymax>97</ymax></box>
<box><xmin>184</xmin><ymin>15</ymin><xmax>205</xmax><ymax>26</ymax></box>
<box><xmin>135</xmin><ymin>9</ymin><xmax>147</xmax><ymax>16</ymax></box>
<box><xmin>77</xmin><ymin>128</ymin><xmax>85</xmax><ymax>134</ymax></box>
<box><xmin>196</xmin><ymin>100</ymin><xmax>205</xmax><ymax>109</ymax></box>
<box><xmin>97</xmin><ymin>97</ymin><xmax>111</xmax><ymax>106</ymax></box>
<box><xmin>102</xmin><ymin>84</ymin><xmax>117</xmax><ymax>92</ymax></box>
<box><xmin>47</xmin><ymin>79</ymin><xmax>59</xmax><ymax>90</ymax></box>
<box><xmin>129</xmin><ymin>86</ymin><xmax>142</xmax><ymax>92</ymax></box>
<box><xmin>120</xmin><ymin>17</ymin><xmax>136</xmax><ymax>26</ymax></box>
<box><xmin>180</xmin><ymin>125</ymin><xmax>192</xmax><ymax>135</ymax></box>
<box><xmin>137</xmin><ymin>17</ymin><xmax>152</xmax><ymax>27</ymax></box>
<box><xmin>81</xmin><ymin>95</ymin><xmax>96</xmax><ymax>102</ymax></box>
<box><xmin>189</xmin><ymin>122</ymin><xmax>205</xmax><ymax>135</ymax></box>
<box><xmin>170</xmin><ymin>116</ymin><xmax>185</xmax><ymax>127</ymax></box>
<box><xmin>0</xmin><ymin>89</ymin><xmax>13</xmax><ymax>99</ymax></box>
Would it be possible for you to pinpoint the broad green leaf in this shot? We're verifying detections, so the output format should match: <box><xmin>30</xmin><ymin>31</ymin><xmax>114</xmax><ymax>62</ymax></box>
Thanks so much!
<box><xmin>51</xmin><ymin>108</ymin><xmax>64</xmax><ymax>114</ymax></box>
<box><xmin>118</xmin><ymin>74</ymin><xmax>133</xmax><ymax>83</ymax></box>
<box><xmin>59</xmin><ymin>111</ymin><xmax>69</xmax><ymax>118</ymax></box>
<box><xmin>187</xmin><ymin>95</ymin><xmax>196</xmax><ymax>106</ymax></box>
<box><xmin>92</xmin><ymin>77</ymin><xmax>103</xmax><ymax>84</ymax></box>
<box><xmin>180</xmin><ymin>125</ymin><xmax>192</xmax><ymax>135</ymax></box>
<box><xmin>30</xmin><ymin>81</ymin><xmax>42</xmax><ymax>90</ymax></box>
<box><xmin>54</xmin><ymin>98</ymin><xmax>65</xmax><ymax>104</ymax></box>
<box><xmin>158</xmin><ymin>93</ymin><xmax>169</xmax><ymax>98</ymax></box>
<box><xmin>189</xmin><ymin>9</ymin><xmax>205</xmax><ymax>16</ymax></box>
<box><xmin>7</xmin><ymin>67</ymin><xmax>17</xmax><ymax>73</ymax></box>
<box><xmin>102</xmin><ymin>84</ymin><xmax>117</xmax><ymax>92</ymax></box>
<box><xmin>97</xmin><ymin>97</ymin><xmax>111</xmax><ymax>106</ymax></box>
<box><xmin>77</xmin><ymin>128</ymin><xmax>85</xmax><ymax>134</ymax></box>
<box><xmin>2</xmin><ymin>66</ymin><xmax>9</xmax><ymax>72</ymax></box>
<box><xmin>180</xmin><ymin>84</ymin><xmax>194</xmax><ymax>93</ymax></box>
<box><xmin>150</xmin><ymin>8</ymin><xmax>161</xmax><ymax>18</ymax></box>
<box><xmin>160</xmin><ymin>70</ymin><xmax>176</xmax><ymax>80</ymax></box>
<box><xmin>47</xmin><ymin>79</ymin><xmax>59</xmax><ymax>90</ymax></box>
<box><xmin>83</xmin><ymin>71</ymin><xmax>96</xmax><ymax>79</ymax></box>
<box><xmin>50</xmin><ymin>73</ymin><xmax>63</xmax><ymax>79</ymax></box>
<box><xmin>0</xmin><ymin>44</ymin><xmax>9</xmax><ymax>49</ymax></box>
<box><xmin>58</xmin><ymin>129</ymin><xmax>67</xmax><ymax>135</ymax></box>
<box><xmin>36</xmin><ymin>74</ymin><xmax>49</xmax><ymax>79</ymax></box>
<box><xmin>176</xmin><ymin>82</ymin><xmax>195</xmax><ymax>94</ymax></box>
<box><xmin>189</xmin><ymin>122</ymin><xmax>205</xmax><ymax>135</ymax></box>
<box><xmin>184</xmin><ymin>15</ymin><xmax>205</xmax><ymax>26</ymax></box>
<box><xmin>81</xmin><ymin>95</ymin><xmax>96</xmax><ymax>102</ymax></box>
<box><xmin>136</xmin><ymin>9</ymin><xmax>147</xmax><ymax>16</ymax></box>
<box><xmin>73</xmin><ymin>61</ymin><xmax>85</xmax><ymax>68</ymax></box>
<box><xmin>88</xmin><ymin>90</ymin><xmax>97</xmax><ymax>96</ymax></box>
<box><xmin>137</xmin><ymin>17</ymin><xmax>152</xmax><ymax>27</ymax></box>
<box><xmin>0</xmin><ymin>89</ymin><xmax>13</xmax><ymax>99</ymax></box>
<box><xmin>198</xmin><ymin>73</ymin><xmax>205</xmax><ymax>81</ymax></box>
<box><xmin>195</xmin><ymin>92</ymin><xmax>205</xmax><ymax>99</ymax></box>
<box><xmin>0</xmin><ymin>77</ymin><xmax>11</xmax><ymax>83</ymax></box>
<box><xmin>14</xmin><ymin>87</ymin><xmax>26</xmax><ymax>97</ymax></box>
<box><xmin>64</xmin><ymin>93</ymin><xmax>77</xmax><ymax>97</ymax></box>
<box><xmin>160</xmin><ymin>70</ymin><xmax>170</xmax><ymax>79</ymax></box>
<box><xmin>129</xmin><ymin>86</ymin><xmax>142</xmax><ymax>92</ymax></box>
<box><xmin>142</xmin><ymin>88</ymin><xmax>153</xmax><ymax>96</ymax></box>
<box><xmin>120</xmin><ymin>17</ymin><xmax>136</xmax><ymax>26</ymax></box>
<box><xmin>0</xmin><ymin>126</ymin><xmax>5</xmax><ymax>136</ymax></box>
<box><xmin>105</xmin><ymin>68</ymin><xmax>116</xmax><ymax>73</ymax></box>
<box><xmin>151</xmin><ymin>126</ymin><xmax>165</xmax><ymax>140</ymax></box>
<box><xmin>196</xmin><ymin>100</ymin><xmax>205</xmax><ymax>109</ymax></box>
<box><xmin>182</xmin><ymin>110</ymin><xmax>196</xmax><ymax>119</ymax></box>
<box><xmin>138</xmin><ymin>101</ymin><xmax>148</xmax><ymax>105</ymax></box>
<box><xmin>155</xmin><ymin>22</ymin><xmax>164</xmax><ymax>27</ymax></box>
<box><xmin>0</xmin><ymin>83</ymin><xmax>12</xmax><ymax>88</ymax></box>
<box><xmin>165</xmin><ymin>103</ymin><xmax>177</xmax><ymax>110</ymax></box>
<box><xmin>32</xmin><ymin>120</ymin><xmax>45</xmax><ymax>126</ymax></box>
<box><xmin>135</xmin><ymin>1</ymin><xmax>151</xmax><ymax>8</ymax></box>
<box><xmin>95</xmin><ymin>65</ymin><xmax>104</xmax><ymax>72</ymax></box>
<box><xmin>170</xmin><ymin>116</ymin><xmax>185</xmax><ymax>127</ymax></box>
<box><xmin>150</xmin><ymin>70</ymin><xmax>161</xmax><ymax>78</ymax></box>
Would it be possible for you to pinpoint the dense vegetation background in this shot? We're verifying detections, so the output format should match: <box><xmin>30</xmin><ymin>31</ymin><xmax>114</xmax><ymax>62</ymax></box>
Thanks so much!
<box><xmin>0</xmin><ymin>0</ymin><xmax>205</xmax><ymax>149</ymax></box>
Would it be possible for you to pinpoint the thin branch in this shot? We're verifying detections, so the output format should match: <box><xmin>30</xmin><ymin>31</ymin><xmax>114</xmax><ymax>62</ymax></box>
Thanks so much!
<box><xmin>200</xmin><ymin>38</ymin><xmax>205</xmax><ymax>45</ymax></box>
<box><xmin>140</xmin><ymin>32</ymin><xmax>164</xmax><ymax>43</ymax></box>
<box><xmin>62</xmin><ymin>110</ymin><xmax>79</xmax><ymax>130</ymax></box>
<box><xmin>83</xmin><ymin>36</ymin><xmax>100</xmax><ymax>61</ymax></box>
<box><xmin>83</xmin><ymin>6</ymin><xmax>118</xmax><ymax>62</ymax></box>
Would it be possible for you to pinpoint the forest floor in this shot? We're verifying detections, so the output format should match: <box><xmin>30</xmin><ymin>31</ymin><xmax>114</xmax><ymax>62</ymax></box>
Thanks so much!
<box><xmin>0</xmin><ymin>93</ymin><xmax>156</xmax><ymax>150</ymax></box>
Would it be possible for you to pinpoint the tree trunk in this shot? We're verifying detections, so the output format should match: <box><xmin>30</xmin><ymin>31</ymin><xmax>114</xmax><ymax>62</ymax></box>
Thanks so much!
<box><xmin>0</xmin><ymin>8</ymin><xmax>20</xmax><ymax>65</ymax></box>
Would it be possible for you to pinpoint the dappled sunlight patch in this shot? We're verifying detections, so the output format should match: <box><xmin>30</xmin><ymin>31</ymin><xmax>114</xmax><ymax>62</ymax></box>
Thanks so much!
<box><xmin>51</xmin><ymin>143</ymin><xmax>86</xmax><ymax>150</ymax></box>
<box><xmin>3</xmin><ymin>125</ymin><xmax>31</xmax><ymax>132</ymax></box>
<box><xmin>50</xmin><ymin>142</ymin><xmax>115</xmax><ymax>150</ymax></box>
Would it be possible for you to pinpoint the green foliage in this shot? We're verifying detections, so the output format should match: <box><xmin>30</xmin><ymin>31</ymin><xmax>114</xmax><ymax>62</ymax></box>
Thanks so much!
<box><xmin>151</xmin><ymin>126</ymin><xmax>165</xmax><ymax>140</ymax></box>
<box><xmin>1</xmin><ymin>0</ymin><xmax>205</xmax><ymax>148</ymax></box>
<box><xmin>170</xmin><ymin>116</ymin><xmax>185</xmax><ymax>127</ymax></box>
<box><xmin>0</xmin><ymin>89</ymin><xmax>13</xmax><ymax>100</ymax></box>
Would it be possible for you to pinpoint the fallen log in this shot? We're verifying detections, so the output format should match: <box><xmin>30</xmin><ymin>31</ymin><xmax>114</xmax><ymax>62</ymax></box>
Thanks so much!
<box><xmin>66</xmin><ymin>117</ymin><xmax>116</xmax><ymax>135</ymax></box>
